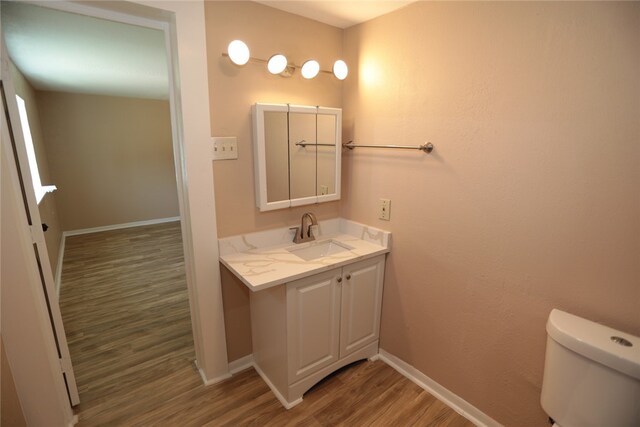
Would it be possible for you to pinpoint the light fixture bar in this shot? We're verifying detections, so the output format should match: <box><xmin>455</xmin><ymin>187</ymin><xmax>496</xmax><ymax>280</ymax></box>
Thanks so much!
<box><xmin>222</xmin><ymin>53</ymin><xmax>267</xmax><ymax>65</ymax></box>
<box><xmin>221</xmin><ymin>53</ymin><xmax>335</xmax><ymax>75</ymax></box>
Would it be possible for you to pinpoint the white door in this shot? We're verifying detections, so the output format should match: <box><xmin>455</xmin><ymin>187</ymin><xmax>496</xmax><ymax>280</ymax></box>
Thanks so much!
<box><xmin>1</xmin><ymin>40</ymin><xmax>81</xmax><ymax>406</ymax></box>
<box><xmin>339</xmin><ymin>255</ymin><xmax>385</xmax><ymax>358</ymax></box>
<box><xmin>287</xmin><ymin>268</ymin><xmax>341</xmax><ymax>384</ymax></box>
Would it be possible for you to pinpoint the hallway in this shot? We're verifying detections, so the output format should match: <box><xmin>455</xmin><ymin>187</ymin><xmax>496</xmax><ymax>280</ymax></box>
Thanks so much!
<box><xmin>59</xmin><ymin>221</ymin><xmax>195</xmax><ymax>424</ymax></box>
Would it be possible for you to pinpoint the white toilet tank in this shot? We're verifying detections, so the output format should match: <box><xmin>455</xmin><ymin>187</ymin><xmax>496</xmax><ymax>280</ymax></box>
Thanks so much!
<box><xmin>541</xmin><ymin>309</ymin><xmax>640</xmax><ymax>427</ymax></box>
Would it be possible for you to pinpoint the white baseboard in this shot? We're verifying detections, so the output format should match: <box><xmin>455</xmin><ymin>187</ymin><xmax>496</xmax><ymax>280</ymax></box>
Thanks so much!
<box><xmin>199</xmin><ymin>368</ymin><xmax>232</xmax><ymax>386</ymax></box>
<box><xmin>195</xmin><ymin>359</ymin><xmax>232</xmax><ymax>386</ymax></box>
<box><xmin>228</xmin><ymin>354</ymin><xmax>254</xmax><ymax>374</ymax></box>
<box><xmin>225</xmin><ymin>350</ymin><xmax>499</xmax><ymax>425</ymax></box>
<box><xmin>252</xmin><ymin>362</ymin><xmax>302</xmax><ymax>409</ymax></box>
<box><xmin>227</xmin><ymin>354</ymin><xmax>302</xmax><ymax>409</ymax></box>
<box><xmin>378</xmin><ymin>349</ymin><xmax>502</xmax><ymax>427</ymax></box>
<box><xmin>64</xmin><ymin>216</ymin><xmax>180</xmax><ymax>237</ymax></box>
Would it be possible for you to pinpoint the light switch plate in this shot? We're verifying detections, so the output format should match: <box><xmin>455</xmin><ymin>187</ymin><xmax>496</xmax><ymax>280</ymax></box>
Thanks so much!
<box><xmin>379</xmin><ymin>198</ymin><xmax>391</xmax><ymax>221</ymax></box>
<box><xmin>212</xmin><ymin>137</ymin><xmax>238</xmax><ymax>160</ymax></box>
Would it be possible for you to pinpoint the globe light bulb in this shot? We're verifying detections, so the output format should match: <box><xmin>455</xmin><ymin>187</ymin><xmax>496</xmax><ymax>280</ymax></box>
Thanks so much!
<box><xmin>267</xmin><ymin>54</ymin><xmax>288</xmax><ymax>74</ymax></box>
<box><xmin>333</xmin><ymin>60</ymin><xmax>348</xmax><ymax>80</ymax></box>
<box><xmin>227</xmin><ymin>40</ymin><xmax>250</xmax><ymax>65</ymax></box>
<box><xmin>301</xmin><ymin>60</ymin><xmax>320</xmax><ymax>79</ymax></box>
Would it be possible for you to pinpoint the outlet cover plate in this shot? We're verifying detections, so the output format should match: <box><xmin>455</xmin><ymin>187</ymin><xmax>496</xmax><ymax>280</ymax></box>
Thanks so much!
<box><xmin>379</xmin><ymin>198</ymin><xmax>391</xmax><ymax>221</ymax></box>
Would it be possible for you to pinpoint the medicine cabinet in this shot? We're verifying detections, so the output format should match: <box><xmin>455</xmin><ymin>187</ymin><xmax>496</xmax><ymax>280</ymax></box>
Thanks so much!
<box><xmin>252</xmin><ymin>103</ymin><xmax>341</xmax><ymax>212</ymax></box>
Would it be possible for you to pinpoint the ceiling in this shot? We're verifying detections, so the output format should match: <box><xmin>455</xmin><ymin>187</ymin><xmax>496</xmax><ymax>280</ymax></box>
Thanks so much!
<box><xmin>1</xmin><ymin>1</ymin><xmax>414</xmax><ymax>100</ymax></box>
<box><xmin>1</xmin><ymin>2</ymin><xmax>168</xmax><ymax>100</ymax></box>
<box><xmin>256</xmin><ymin>1</ymin><xmax>416</xmax><ymax>29</ymax></box>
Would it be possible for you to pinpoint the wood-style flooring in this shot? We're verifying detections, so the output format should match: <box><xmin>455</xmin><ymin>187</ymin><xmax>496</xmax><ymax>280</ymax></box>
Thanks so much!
<box><xmin>59</xmin><ymin>222</ymin><xmax>474</xmax><ymax>426</ymax></box>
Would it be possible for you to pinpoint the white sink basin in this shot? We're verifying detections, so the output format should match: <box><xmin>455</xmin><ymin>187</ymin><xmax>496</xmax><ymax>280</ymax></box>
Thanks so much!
<box><xmin>287</xmin><ymin>239</ymin><xmax>353</xmax><ymax>261</ymax></box>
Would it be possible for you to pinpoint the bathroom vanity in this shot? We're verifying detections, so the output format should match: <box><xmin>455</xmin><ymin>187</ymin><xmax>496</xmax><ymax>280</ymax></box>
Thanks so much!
<box><xmin>219</xmin><ymin>218</ymin><xmax>390</xmax><ymax>408</ymax></box>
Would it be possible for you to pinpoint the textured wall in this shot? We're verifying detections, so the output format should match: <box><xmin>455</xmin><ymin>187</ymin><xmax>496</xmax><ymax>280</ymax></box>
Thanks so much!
<box><xmin>36</xmin><ymin>91</ymin><xmax>179</xmax><ymax>231</ymax></box>
<box><xmin>204</xmin><ymin>1</ymin><xmax>344</xmax><ymax>361</ymax></box>
<box><xmin>342</xmin><ymin>2</ymin><xmax>640</xmax><ymax>425</ymax></box>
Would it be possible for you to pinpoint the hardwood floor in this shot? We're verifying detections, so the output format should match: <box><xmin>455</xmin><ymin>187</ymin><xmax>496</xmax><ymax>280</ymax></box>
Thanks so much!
<box><xmin>59</xmin><ymin>222</ymin><xmax>474</xmax><ymax>426</ymax></box>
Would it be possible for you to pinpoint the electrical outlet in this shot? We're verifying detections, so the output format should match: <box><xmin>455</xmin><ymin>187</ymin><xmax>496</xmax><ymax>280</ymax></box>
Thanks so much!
<box><xmin>212</xmin><ymin>137</ymin><xmax>238</xmax><ymax>160</ymax></box>
<box><xmin>379</xmin><ymin>198</ymin><xmax>391</xmax><ymax>221</ymax></box>
<box><xmin>320</xmin><ymin>185</ymin><xmax>328</xmax><ymax>195</ymax></box>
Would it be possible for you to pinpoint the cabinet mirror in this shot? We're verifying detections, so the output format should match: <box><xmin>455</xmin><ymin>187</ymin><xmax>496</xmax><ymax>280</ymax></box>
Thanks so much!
<box><xmin>253</xmin><ymin>103</ymin><xmax>341</xmax><ymax>212</ymax></box>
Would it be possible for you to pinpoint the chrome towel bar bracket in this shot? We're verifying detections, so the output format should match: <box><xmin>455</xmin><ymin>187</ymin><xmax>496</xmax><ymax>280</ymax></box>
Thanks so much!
<box><xmin>295</xmin><ymin>140</ymin><xmax>337</xmax><ymax>148</ymax></box>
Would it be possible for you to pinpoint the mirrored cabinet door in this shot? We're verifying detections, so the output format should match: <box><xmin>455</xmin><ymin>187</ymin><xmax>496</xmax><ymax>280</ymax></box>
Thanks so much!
<box><xmin>289</xmin><ymin>107</ymin><xmax>317</xmax><ymax>205</ymax></box>
<box><xmin>316</xmin><ymin>107</ymin><xmax>340</xmax><ymax>203</ymax></box>
<box><xmin>264</xmin><ymin>110</ymin><xmax>289</xmax><ymax>204</ymax></box>
<box><xmin>253</xmin><ymin>103</ymin><xmax>291</xmax><ymax>211</ymax></box>
<box><xmin>253</xmin><ymin>103</ymin><xmax>341</xmax><ymax>212</ymax></box>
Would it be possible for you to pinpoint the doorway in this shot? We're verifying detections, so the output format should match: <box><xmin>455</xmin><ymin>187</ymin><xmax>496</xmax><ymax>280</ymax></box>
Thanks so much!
<box><xmin>0</xmin><ymin>0</ymin><xmax>216</xmax><ymax>416</ymax></box>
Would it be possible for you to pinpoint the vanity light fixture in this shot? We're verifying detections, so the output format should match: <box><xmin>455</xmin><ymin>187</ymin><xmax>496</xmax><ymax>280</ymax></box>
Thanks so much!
<box><xmin>223</xmin><ymin>40</ymin><xmax>347</xmax><ymax>80</ymax></box>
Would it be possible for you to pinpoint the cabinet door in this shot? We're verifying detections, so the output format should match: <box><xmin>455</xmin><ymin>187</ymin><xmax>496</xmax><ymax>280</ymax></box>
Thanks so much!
<box><xmin>340</xmin><ymin>255</ymin><xmax>385</xmax><ymax>357</ymax></box>
<box><xmin>287</xmin><ymin>269</ymin><xmax>341</xmax><ymax>384</ymax></box>
<box><xmin>288</xmin><ymin>107</ymin><xmax>317</xmax><ymax>206</ymax></box>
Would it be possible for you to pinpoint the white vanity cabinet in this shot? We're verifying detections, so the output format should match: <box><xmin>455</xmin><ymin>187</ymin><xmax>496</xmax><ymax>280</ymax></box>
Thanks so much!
<box><xmin>250</xmin><ymin>254</ymin><xmax>385</xmax><ymax>408</ymax></box>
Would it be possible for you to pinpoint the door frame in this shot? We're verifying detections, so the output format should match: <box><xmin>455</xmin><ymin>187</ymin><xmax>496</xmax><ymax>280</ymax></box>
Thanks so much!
<box><xmin>2</xmin><ymin>0</ymin><xmax>229</xmax><ymax>420</ymax></box>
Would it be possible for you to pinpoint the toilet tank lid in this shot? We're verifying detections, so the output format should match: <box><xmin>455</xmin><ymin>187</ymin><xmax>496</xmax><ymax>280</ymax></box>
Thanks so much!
<box><xmin>547</xmin><ymin>309</ymin><xmax>640</xmax><ymax>380</ymax></box>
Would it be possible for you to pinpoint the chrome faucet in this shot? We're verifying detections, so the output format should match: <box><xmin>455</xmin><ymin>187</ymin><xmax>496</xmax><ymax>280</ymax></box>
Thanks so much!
<box><xmin>291</xmin><ymin>212</ymin><xmax>318</xmax><ymax>243</ymax></box>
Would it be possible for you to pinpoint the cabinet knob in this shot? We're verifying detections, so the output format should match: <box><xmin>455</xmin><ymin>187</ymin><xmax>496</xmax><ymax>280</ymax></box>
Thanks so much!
<box><xmin>337</xmin><ymin>277</ymin><xmax>342</xmax><ymax>283</ymax></box>
<box><xmin>346</xmin><ymin>274</ymin><xmax>351</xmax><ymax>280</ymax></box>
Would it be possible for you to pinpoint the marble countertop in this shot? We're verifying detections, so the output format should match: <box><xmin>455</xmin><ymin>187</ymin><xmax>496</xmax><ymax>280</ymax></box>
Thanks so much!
<box><xmin>219</xmin><ymin>219</ymin><xmax>391</xmax><ymax>291</ymax></box>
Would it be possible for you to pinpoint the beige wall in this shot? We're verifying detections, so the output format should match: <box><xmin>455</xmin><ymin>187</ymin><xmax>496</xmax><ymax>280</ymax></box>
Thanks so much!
<box><xmin>204</xmin><ymin>1</ymin><xmax>344</xmax><ymax>361</ymax></box>
<box><xmin>219</xmin><ymin>265</ymin><xmax>253</xmax><ymax>362</ymax></box>
<box><xmin>36</xmin><ymin>91</ymin><xmax>179</xmax><ymax>231</ymax></box>
<box><xmin>11</xmin><ymin>63</ymin><xmax>63</xmax><ymax>275</ymax></box>
<box><xmin>343</xmin><ymin>2</ymin><xmax>640</xmax><ymax>426</ymax></box>
<box><xmin>1</xmin><ymin>338</ymin><xmax>27</xmax><ymax>427</ymax></box>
